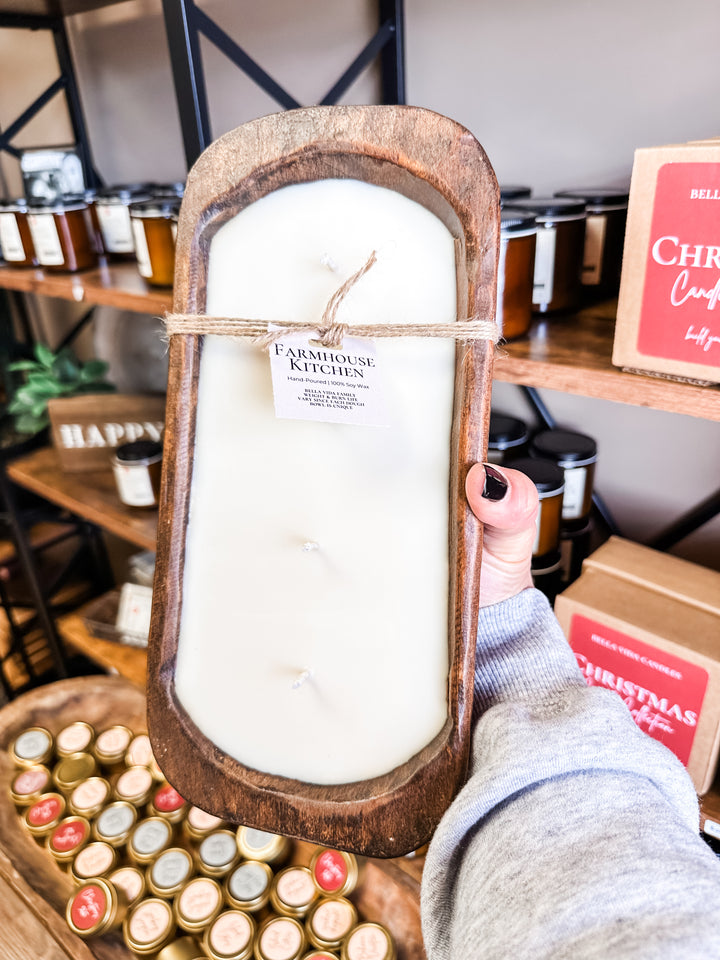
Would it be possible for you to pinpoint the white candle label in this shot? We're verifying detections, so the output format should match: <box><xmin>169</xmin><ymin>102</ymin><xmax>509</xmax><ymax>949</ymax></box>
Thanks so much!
<box><xmin>269</xmin><ymin>332</ymin><xmax>387</xmax><ymax>426</ymax></box>
<box><xmin>97</xmin><ymin>204</ymin><xmax>134</xmax><ymax>253</ymax></box>
<box><xmin>533</xmin><ymin>226</ymin><xmax>556</xmax><ymax>306</ymax></box>
<box><xmin>116</xmin><ymin>582</ymin><xmax>153</xmax><ymax>638</ymax></box>
<box><xmin>0</xmin><ymin>214</ymin><xmax>26</xmax><ymax>261</ymax></box>
<box><xmin>582</xmin><ymin>213</ymin><xmax>606</xmax><ymax>285</ymax></box>
<box><xmin>131</xmin><ymin>220</ymin><xmax>153</xmax><ymax>277</ymax></box>
<box><xmin>561</xmin><ymin>467</ymin><xmax>587</xmax><ymax>519</ymax></box>
<box><xmin>28</xmin><ymin>214</ymin><xmax>64</xmax><ymax>266</ymax></box>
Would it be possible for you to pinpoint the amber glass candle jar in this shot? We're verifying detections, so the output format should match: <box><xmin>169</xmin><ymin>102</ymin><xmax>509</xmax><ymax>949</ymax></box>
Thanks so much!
<box><xmin>95</xmin><ymin>184</ymin><xmax>152</xmax><ymax>259</ymax></box>
<box><xmin>497</xmin><ymin>210</ymin><xmax>536</xmax><ymax>340</ymax></box>
<box><xmin>487</xmin><ymin>412</ymin><xmax>529</xmax><ymax>465</ymax></box>
<box><xmin>530</xmin><ymin>428</ymin><xmax>597</xmax><ymax>529</ymax></box>
<box><xmin>26</xmin><ymin>197</ymin><xmax>97</xmax><ymax>273</ymax></box>
<box><xmin>554</xmin><ymin>188</ymin><xmax>628</xmax><ymax>297</ymax></box>
<box><xmin>129</xmin><ymin>198</ymin><xmax>180</xmax><ymax>287</ymax></box>
<box><xmin>113</xmin><ymin>440</ymin><xmax>163</xmax><ymax>509</ymax></box>
<box><xmin>0</xmin><ymin>198</ymin><xmax>36</xmax><ymax>266</ymax></box>
<box><xmin>505</xmin><ymin>197</ymin><xmax>586</xmax><ymax>313</ymax></box>
<box><xmin>511</xmin><ymin>457</ymin><xmax>565</xmax><ymax>559</ymax></box>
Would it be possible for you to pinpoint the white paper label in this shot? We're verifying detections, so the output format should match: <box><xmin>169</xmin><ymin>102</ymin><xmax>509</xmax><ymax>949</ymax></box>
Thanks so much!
<box><xmin>131</xmin><ymin>220</ymin><xmax>152</xmax><ymax>277</ymax></box>
<box><xmin>113</xmin><ymin>461</ymin><xmax>156</xmax><ymax>506</ymax></box>
<box><xmin>533</xmin><ymin>226</ymin><xmax>556</xmax><ymax>307</ymax></box>
<box><xmin>583</xmin><ymin>213</ymin><xmax>607</xmax><ymax>285</ymax></box>
<box><xmin>562</xmin><ymin>466</ymin><xmax>587</xmax><ymax>520</ymax></box>
<box><xmin>704</xmin><ymin>819</ymin><xmax>720</xmax><ymax>839</ymax></box>
<box><xmin>0</xmin><ymin>213</ymin><xmax>26</xmax><ymax>261</ymax></box>
<box><xmin>116</xmin><ymin>581</ymin><xmax>153</xmax><ymax>639</ymax></box>
<box><xmin>269</xmin><ymin>332</ymin><xmax>388</xmax><ymax>426</ymax></box>
<box><xmin>97</xmin><ymin>204</ymin><xmax>134</xmax><ymax>253</ymax></box>
<box><xmin>28</xmin><ymin>213</ymin><xmax>64</xmax><ymax>266</ymax></box>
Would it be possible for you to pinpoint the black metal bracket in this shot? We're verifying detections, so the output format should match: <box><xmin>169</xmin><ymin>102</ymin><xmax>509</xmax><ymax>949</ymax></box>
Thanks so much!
<box><xmin>160</xmin><ymin>0</ymin><xmax>406</xmax><ymax>169</ymax></box>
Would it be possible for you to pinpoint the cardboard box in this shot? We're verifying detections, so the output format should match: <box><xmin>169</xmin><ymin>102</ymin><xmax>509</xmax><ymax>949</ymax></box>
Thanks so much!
<box><xmin>555</xmin><ymin>537</ymin><xmax>720</xmax><ymax>794</ymax></box>
<box><xmin>614</xmin><ymin>139</ymin><xmax>720</xmax><ymax>383</ymax></box>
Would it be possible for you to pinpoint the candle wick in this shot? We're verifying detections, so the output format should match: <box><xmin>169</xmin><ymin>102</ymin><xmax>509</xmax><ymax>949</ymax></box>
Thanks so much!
<box><xmin>292</xmin><ymin>668</ymin><xmax>314</xmax><ymax>690</ymax></box>
<box><xmin>301</xmin><ymin>541</ymin><xmax>320</xmax><ymax>552</ymax></box>
<box><xmin>320</xmin><ymin>253</ymin><xmax>339</xmax><ymax>272</ymax></box>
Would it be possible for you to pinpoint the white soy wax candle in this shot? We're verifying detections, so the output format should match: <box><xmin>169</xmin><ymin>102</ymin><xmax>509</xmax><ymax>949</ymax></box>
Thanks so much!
<box><xmin>175</xmin><ymin>178</ymin><xmax>458</xmax><ymax>784</ymax></box>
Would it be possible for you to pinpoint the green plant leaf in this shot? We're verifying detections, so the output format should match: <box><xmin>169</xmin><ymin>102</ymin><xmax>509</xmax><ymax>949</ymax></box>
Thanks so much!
<box><xmin>79</xmin><ymin>359</ymin><xmax>110</xmax><ymax>382</ymax></box>
<box><xmin>7</xmin><ymin>359</ymin><xmax>40</xmax><ymax>372</ymax></box>
<box><xmin>52</xmin><ymin>350</ymin><xmax>81</xmax><ymax>383</ymax></box>
<box><xmin>34</xmin><ymin>343</ymin><xmax>55</xmax><ymax>369</ymax></box>
<box><xmin>27</xmin><ymin>372</ymin><xmax>63</xmax><ymax>393</ymax></box>
<box><xmin>15</xmin><ymin>412</ymin><xmax>47</xmax><ymax>434</ymax></box>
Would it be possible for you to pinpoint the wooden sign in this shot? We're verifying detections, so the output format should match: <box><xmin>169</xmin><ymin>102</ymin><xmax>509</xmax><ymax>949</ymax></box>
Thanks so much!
<box><xmin>48</xmin><ymin>393</ymin><xmax>165</xmax><ymax>472</ymax></box>
<box><xmin>148</xmin><ymin>105</ymin><xmax>499</xmax><ymax>857</ymax></box>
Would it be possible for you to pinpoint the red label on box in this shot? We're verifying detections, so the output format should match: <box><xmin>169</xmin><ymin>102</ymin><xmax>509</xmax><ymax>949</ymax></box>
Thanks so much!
<box><xmin>637</xmin><ymin>162</ymin><xmax>720</xmax><ymax>365</ymax></box>
<box><xmin>568</xmin><ymin>614</ymin><xmax>708</xmax><ymax>765</ymax></box>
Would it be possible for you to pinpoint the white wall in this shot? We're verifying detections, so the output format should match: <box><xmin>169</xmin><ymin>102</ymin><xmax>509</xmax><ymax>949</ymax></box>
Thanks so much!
<box><xmin>0</xmin><ymin>0</ymin><xmax>718</xmax><ymax>567</ymax></box>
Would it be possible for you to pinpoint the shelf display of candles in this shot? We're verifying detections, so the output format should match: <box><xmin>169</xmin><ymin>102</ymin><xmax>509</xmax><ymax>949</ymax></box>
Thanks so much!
<box><xmin>7</xmin><ymin>717</ymin><xmax>396</xmax><ymax>960</ymax></box>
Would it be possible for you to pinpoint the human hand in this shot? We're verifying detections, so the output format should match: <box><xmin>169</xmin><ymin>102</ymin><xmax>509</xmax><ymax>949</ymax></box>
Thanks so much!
<box><xmin>466</xmin><ymin>463</ymin><xmax>539</xmax><ymax>607</ymax></box>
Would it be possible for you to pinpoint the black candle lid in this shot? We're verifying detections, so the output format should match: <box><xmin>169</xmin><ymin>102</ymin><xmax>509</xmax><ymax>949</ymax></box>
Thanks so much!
<box><xmin>488</xmin><ymin>413</ymin><xmax>529</xmax><ymax>448</ymax></box>
<box><xmin>554</xmin><ymin>188</ymin><xmax>629</xmax><ymax>206</ymax></box>
<box><xmin>129</xmin><ymin>198</ymin><xmax>181</xmax><ymax>218</ymax></box>
<box><xmin>116</xmin><ymin>440</ymin><xmax>163</xmax><ymax>462</ymax></box>
<box><xmin>500</xmin><ymin>209</ymin><xmax>536</xmax><ymax>233</ymax></box>
<box><xmin>499</xmin><ymin>184</ymin><xmax>532</xmax><ymax>202</ymax></box>
<box><xmin>530</xmin><ymin>429</ymin><xmax>597</xmax><ymax>462</ymax></box>
<box><xmin>511</xmin><ymin>457</ymin><xmax>565</xmax><ymax>494</ymax></box>
<box><xmin>505</xmin><ymin>197</ymin><xmax>586</xmax><ymax>217</ymax></box>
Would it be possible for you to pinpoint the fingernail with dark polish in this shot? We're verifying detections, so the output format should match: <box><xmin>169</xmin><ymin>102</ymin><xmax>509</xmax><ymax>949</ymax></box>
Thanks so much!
<box><xmin>481</xmin><ymin>463</ymin><xmax>508</xmax><ymax>501</ymax></box>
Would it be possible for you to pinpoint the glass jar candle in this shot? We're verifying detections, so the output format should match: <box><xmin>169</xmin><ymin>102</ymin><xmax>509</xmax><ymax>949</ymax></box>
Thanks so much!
<box><xmin>497</xmin><ymin>210</ymin><xmax>536</xmax><ymax>340</ymax></box>
<box><xmin>109</xmin><ymin>866</ymin><xmax>147</xmax><ymax>907</ymax></box>
<box><xmin>510</xmin><ymin>457</ymin><xmax>565</xmax><ymax>559</ymax></box>
<box><xmin>504</xmin><ymin>197</ymin><xmax>586</xmax><ymax>313</ymax></box>
<box><xmin>554</xmin><ymin>188</ymin><xmax>628</xmax><ymax>297</ymax></box>
<box><xmin>530</xmin><ymin>428</ymin><xmax>597</xmax><ymax>529</ymax></box>
<box><xmin>309</xmin><ymin>848</ymin><xmax>360</xmax><ymax>898</ymax></box>
<box><xmin>340</xmin><ymin>923</ymin><xmax>395</xmax><ymax>960</ymax></box>
<box><xmin>113</xmin><ymin>440</ymin><xmax>163</xmax><ymax>509</ymax></box>
<box><xmin>269</xmin><ymin>866</ymin><xmax>318</xmax><ymax>919</ymax></box>
<box><xmin>94</xmin><ymin>184</ymin><xmax>152</xmax><ymax>259</ymax></box>
<box><xmin>66</xmin><ymin>879</ymin><xmax>128</xmax><ymax>939</ymax></box>
<box><xmin>129</xmin><ymin>198</ymin><xmax>180</xmax><ymax>287</ymax></box>
<box><xmin>68</xmin><ymin>776</ymin><xmax>111</xmax><ymax>818</ymax></box>
<box><xmin>56</xmin><ymin>721</ymin><xmax>95</xmax><ymax>758</ymax></box>
<box><xmin>203</xmin><ymin>910</ymin><xmax>256</xmax><ymax>960</ymax></box>
<box><xmin>0</xmin><ymin>198</ymin><xmax>36</xmax><ymax>266</ymax></box>
<box><xmin>306</xmin><ymin>897</ymin><xmax>358</xmax><ymax>952</ymax></box>
<box><xmin>10</xmin><ymin>765</ymin><xmax>51</xmax><ymax>807</ymax></box>
<box><xmin>26</xmin><ymin>197</ymin><xmax>97</xmax><ymax>273</ymax></box>
<box><xmin>255</xmin><ymin>916</ymin><xmax>306</xmax><ymax>960</ymax></box>
<box><xmin>224</xmin><ymin>860</ymin><xmax>273</xmax><ymax>914</ymax></box>
<box><xmin>123</xmin><ymin>897</ymin><xmax>176</xmax><ymax>955</ymax></box>
<box><xmin>10</xmin><ymin>726</ymin><xmax>54</xmax><ymax>767</ymax></box>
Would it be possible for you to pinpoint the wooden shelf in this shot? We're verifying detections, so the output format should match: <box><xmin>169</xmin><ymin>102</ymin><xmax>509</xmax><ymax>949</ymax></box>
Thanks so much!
<box><xmin>6</xmin><ymin>446</ymin><xmax>157</xmax><ymax>551</ymax></box>
<box><xmin>58</xmin><ymin>605</ymin><xmax>147</xmax><ymax>688</ymax></box>
<box><xmin>0</xmin><ymin>261</ymin><xmax>171</xmax><ymax>315</ymax></box>
<box><xmin>497</xmin><ymin>299</ymin><xmax>720</xmax><ymax>421</ymax></box>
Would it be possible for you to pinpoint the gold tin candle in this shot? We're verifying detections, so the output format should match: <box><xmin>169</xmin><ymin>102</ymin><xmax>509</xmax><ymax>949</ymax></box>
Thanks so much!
<box><xmin>224</xmin><ymin>860</ymin><xmax>273</xmax><ymax>914</ymax></box>
<box><xmin>94</xmin><ymin>725</ymin><xmax>134</xmax><ymax>769</ymax></box>
<box><xmin>306</xmin><ymin>897</ymin><xmax>357</xmax><ymax>952</ymax></box>
<box><xmin>157</xmin><ymin>937</ymin><xmax>208</xmax><ymax>960</ymax></box>
<box><xmin>114</xmin><ymin>764</ymin><xmax>154</xmax><ymax>807</ymax></box>
<box><xmin>197</xmin><ymin>829</ymin><xmax>240</xmax><ymax>878</ymax></box>
<box><xmin>254</xmin><ymin>916</ymin><xmax>306</xmax><ymax>960</ymax></box>
<box><xmin>26</xmin><ymin>197</ymin><xmax>97</xmax><ymax>273</ymax></box>
<box><xmin>529</xmin><ymin>429</ymin><xmax>598</xmax><ymax>529</ymax></box>
<box><xmin>341</xmin><ymin>923</ymin><xmax>395</xmax><ymax>960</ymax></box>
<box><xmin>236</xmin><ymin>827</ymin><xmax>289</xmax><ymax>865</ymax></box>
<box><xmin>71</xmin><ymin>840</ymin><xmax>117</xmax><ymax>884</ymax></box>
<box><xmin>93</xmin><ymin>800</ymin><xmax>138</xmax><ymax>847</ymax></box>
<box><xmin>66</xmin><ymin>878</ymin><xmax>128</xmax><ymax>939</ymax></box>
<box><xmin>56</xmin><ymin>721</ymin><xmax>95</xmax><ymax>758</ymax></box>
<box><xmin>24</xmin><ymin>792</ymin><xmax>66</xmax><ymax>838</ymax></box>
<box><xmin>68</xmin><ymin>777</ymin><xmax>111</xmax><ymax>818</ymax></box>
<box><xmin>53</xmin><ymin>752</ymin><xmax>97</xmax><ymax>794</ymax></box>
<box><xmin>303</xmin><ymin>953</ymin><xmax>338</xmax><ymax>960</ymax></box>
<box><xmin>47</xmin><ymin>815</ymin><xmax>91</xmax><ymax>864</ymax></box>
<box><xmin>10</xmin><ymin>764</ymin><xmax>51</xmax><ymax>807</ymax></box>
<box><xmin>185</xmin><ymin>805</ymin><xmax>226</xmax><ymax>842</ymax></box>
<box><xmin>269</xmin><ymin>866</ymin><xmax>317</xmax><ymax>919</ymax></box>
<box><xmin>10</xmin><ymin>726</ymin><xmax>53</xmax><ymax>767</ymax></box>
<box><xmin>147</xmin><ymin>847</ymin><xmax>195</xmax><ymax>898</ymax></box>
<box><xmin>309</xmin><ymin>849</ymin><xmax>360</xmax><ymax>899</ymax></box>
<box><xmin>510</xmin><ymin>458</ymin><xmax>565</xmax><ymax>559</ymax></box>
<box><xmin>109</xmin><ymin>866</ymin><xmax>147</xmax><ymax>907</ymax></box>
<box><xmin>175</xmin><ymin>876</ymin><xmax>224</xmax><ymax>934</ymax></box>
<box><xmin>0</xmin><ymin>198</ymin><xmax>36</xmax><ymax>266</ymax></box>
<box><xmin>123</xmin><ymin>897</ymin><xmax>176</xmax><ymax>955</ymax></box>
<box><xmin>125</xmin><ymin>733</ymin><xmax>164</xmax><ymax>779</ymax></box>
<box><xmin>129</xmin><ymin>197</ymin><xmax>180</xmax><ymax>287</ymax></box>
<box><xmin>204</xmin><ymin>909</ymin><xmax>256</xmax><ymax>960</ymax></box>
<box><xmin>128</xmin><ymin>816</ymin><xmax>174</xmax><ymax>865</ymax></box>
<box><xmin>150</xmin><ymin>782</ymin><xmax>188</xmax><ymax>823</ymax></box>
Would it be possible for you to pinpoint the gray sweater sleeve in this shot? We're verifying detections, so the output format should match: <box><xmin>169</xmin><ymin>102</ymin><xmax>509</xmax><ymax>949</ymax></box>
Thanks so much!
<box><xmin>421</xmin><ymin>588</ymin><xmax>720</xmax><ymax>960</ymax></box>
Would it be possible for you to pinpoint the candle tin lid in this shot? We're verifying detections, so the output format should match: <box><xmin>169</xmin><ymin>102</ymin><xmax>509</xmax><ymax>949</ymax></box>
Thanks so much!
<box><xmin>93</xmin><ymin>799</ymin><xmax>138</xmax><ymax>846</ymax></box>
<box><xmin>95</xmin><ymin>184</ymin><xmax>154</xmax><ymax>204</ymax></box>
<box><xmin>128</xmin><ymin>816</ymin><xmax>174</xmax><ymax>864</ymax></box>
<box><xmin>504</xmin><ymin>196</ymin><xmax>586</xmax><ymax>221</ymax></box>
<box><xmin>156</xmin><ymin>936</ymin><xmax>208</xmax><ymax>960</ymax></box>
<box><xmin>94</xmin><ymin>725</ymin><xmax>133</xmax><ymax>766</ymax></box>
<box><xmin>530</xmin><ymin>429</ymin><xmax>598</xmax><ymax>468</ymax></box>
<box><xmin>123</xmin><ymin>897</ymin><xmax>176</xmax><ymax>955</ymax></box>
<box><xmin>306</xmin><ymin>897</ymin><xmax>358</xmax><ymax>951</ymax></box>
<box><xmin>150</xmin><ymin>782</ymin><xmax>188</xmax><ymax>822</ymax></box>
<box><xmin>147</xmin><ymin>846</ymin><xmax>194</xmax><ymax>898</ymax></box>
<box><xmin>510</xmin><ymin>457</ymin><xmax>566</xmax><ymax>497</ymax></box>
<box><xmin>125</xmin><ymin>733</ymin><xmax>163</xmax><ymax>778</ymax></box>
<box><xmin>341</xmin><ymin>923</ymin><xmax>395</xmax><ymax>960</ymax></box>
<box><xmin>150</xmin><ymin>181</ymin><xmax>186</xmax><ymax>199</ymax></box>
<box><xmin>68</xmin><ymin>776</ymin><xmax>111</xmax><ymax>818</ymax></box>
<box><xmin>235</xmin><ymin>826</ymin><xmax>289</xmax><ymax>864</ymax></box>
<box><xmin>185</xmin><ymin>805</ymin><xmax>226</xmax><ymax>841</ymax></box>
<box><xmin>56</xmin><ymin>721</ymin><xmax>95</xmax><ymax>758</ymax></box>
<box><xmin>24</xmin><ymin>791</ymin><xmax>66</xmax><ymax>836</ymax></box>
<box><xmin>47</xmin><ymin>815</ymin><xmax>91</xmax><ymax>862</ymax></box>
<box><xmin>303</xmin><ymin>954</ymin><xmax>338</xmax><ymax>960</ymax></box>
<box><xmin>27</xmin><ymin>197</ymin><xmax>88</xmax><ymax>214</ymax></box>
<box><xmin>115</xmin><ymin>440</ymin><xmax>163</xmax><ymax>467</ymax></box>
<box><xmin>488</xmin><ymin>413</ymin><xmax>529</xmax><ymax>451</ymax></box>
<box><xmin>175</xmin><ymin>876</ymin><xmax>224</xmax><ymax>933</ymax></box>
<box><xmin>66</xmin><ymin>878</ymin><xmax>128</xmax><ymax>938</ymax></box>
<box><xmin>499</xmin><ymin>184</ymin><xmax>532</xmax><ymax>202</ymax></box>
<box><xmin>0</xmin><ymin>197</ymin><xmax>31</xmax><ymax>214</ymax></box>
<box><xmin>109</xmin><ymin>866</ymin><xmax>146</xmax><ymax>907</ymax></box>
<box><xmin>10</xmin><ymin>764</ymin><xmax>51</xmax><ymax>806</ymax></box>
<box><xmin>129</xmin><ymin>198</ymin><xmax>181</xmax><ymax>219</ymax></box>
<box><xmin>71</xmin><ymin>840</ymin><xmax>117</xmax><ymax>884</ymax></box>
<box><xmin>255</xmin><ymin>916</ymin><xmax>306</xmax><ymax>960</ymax></box>
<box><xmin>203</xmin><ymin>909</ymin><xmax>256</xmax><ymax>960</ymax></box>
<box><xmin>224</xmin><ymin>860</ymin><xmax>273</xmax><ymax>913</ymax></box>
<box><xmin>269</xmin><ymin>866</ymin><xmax>318</xmax><ymax>919</ymax></box>
<box><xmin>309</xmin><ymin>848</ymin><xmax>359</xmax><ymax>898</ymax></box>
<box><xmin>198</xmin><ymin>829</ymin><xmax>239</xmax><ymax>877</ymax></box>
<box><xmin>554</xmin><ymin>187</ymin><xmax>629</xmax><ymax>211</ymax></box>
<box><xmin>114</xmin><ymin>764</ymin><xmax>154</xmax><ymax>806</ymax></box>
<box><xmin>10</xmin><ymin>726</ymin><xmax>54</xmax><ymax>767</ymax></box>
<box><xmin>500</xmin><ymin>209</ymin><xmax>536</xmax><ymax>235</ymax></box>
<box><xmin>53</xmin><ymin>751</ymin><xmax>98</xmax><ymax>793</ymax></box>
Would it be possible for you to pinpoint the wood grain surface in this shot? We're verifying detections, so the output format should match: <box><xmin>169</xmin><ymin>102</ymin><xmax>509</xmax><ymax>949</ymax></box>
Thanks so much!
<box><xmin>148</xmin><ymin>104</ymin><xmax>498</xmax><ymax>858</ymax></box>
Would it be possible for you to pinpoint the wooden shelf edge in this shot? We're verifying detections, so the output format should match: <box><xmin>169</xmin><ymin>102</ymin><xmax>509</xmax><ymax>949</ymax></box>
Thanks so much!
<box><xmin>58</xmin><ymin>605</ymin><xmax>147</xmax><ymax>689</ymax></box>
